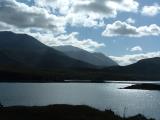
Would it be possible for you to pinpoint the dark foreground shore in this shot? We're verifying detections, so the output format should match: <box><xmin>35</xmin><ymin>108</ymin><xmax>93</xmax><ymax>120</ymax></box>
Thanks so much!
<box><xmin>0</xmin><ymin>105</ymin><xmax>154</xmax><ymax>120</ymax></box>
<box><xmin>123</xmin><ymin>83</ymin><xmax>160</xmax><ymax>91</ymax></box>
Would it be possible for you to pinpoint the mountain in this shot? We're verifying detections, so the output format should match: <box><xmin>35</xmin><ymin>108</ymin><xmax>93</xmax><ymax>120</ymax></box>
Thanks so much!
<box><xmin>0</xmin><ymin>31</ymin><xmax>159</xmax><ymax>81</ymax></box>
<box><xmin>54</xmin><ymin>45</ymin><xmax>118</xmax><ymax>68</ymax></box>
<box><xmin>0</xmin><ymin>31</ymin><xmax>96</xmax><ymax>70</ymax></box>
<box><xmin>0</xmin><ymin>51</ymin><xmax>22</xmax><ymax>67</ymax></box>
<box><xmin>124</xmin><ymin>57</ymin><xmax>160</xmax><ymax>74</ymax></box>
<box><xmin>105</xmin><ymin>57</ymin><xmax>160</xmax><ymax>80</ymax></box>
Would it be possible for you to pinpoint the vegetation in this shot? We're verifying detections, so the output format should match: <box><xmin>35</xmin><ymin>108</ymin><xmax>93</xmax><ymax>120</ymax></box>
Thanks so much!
<box><xmin>0</xmin><ymin>67</ymin><xmax>148</xmax><ymax>82</ymax></box>
<box><xmin>0</xmin><ymin>65</ymin><xmax>160</xmax><ymax>82</ymax></box>
<box><xmin>0</xmin><ymin>105</ymin><xmax>154</xmax><ymax>120</ymax></box>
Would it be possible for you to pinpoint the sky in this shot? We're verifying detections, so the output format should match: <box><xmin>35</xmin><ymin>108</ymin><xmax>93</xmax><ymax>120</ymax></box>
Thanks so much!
<box><xmin>0</xmin><ymin>0</ymin><xmax>160</xmax><ymax>65</ymax></box>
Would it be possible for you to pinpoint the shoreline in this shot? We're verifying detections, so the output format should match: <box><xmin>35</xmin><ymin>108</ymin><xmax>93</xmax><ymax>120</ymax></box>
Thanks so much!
<box><xmin>122</xmin><ymin>83</ymin><xmax>160</xmax><ymax>91</ymax></box>
<box><xmin>0</xmin><ymin>80</ymin><xmax>160</xmax><ymax>83</ymax></box>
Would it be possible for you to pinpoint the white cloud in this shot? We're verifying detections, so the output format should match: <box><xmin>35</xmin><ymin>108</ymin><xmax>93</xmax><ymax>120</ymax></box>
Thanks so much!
<box><xmin>71</xmin><ymin>0</ymin><xmax>139</xmax><ymax>27</ymax></box>
<box><xmin>141</xmin><ymin>4</ymin><xmax>160</xmax><ymax>16</ymax></box>
<box><xmin>0</xmin><ymin>0</ymin><xmax>106</xmax><ymax>51</ymax></box>
<box><xmin>34</xmin><ymin>0</ymin><xmax>139</xmax><ymax>28</ymax></box>
<box><xmin>0</xmin><ymin>21</ymin><xmax>14</xmax><ymax>31</ymax></box>
<box><xmin>34</xmin><ymin>0</ymin><xmax>72</xmax><ymax>15</ymax></box>
<box><xmin>110</xmin><ymin>51</ymin><xmax>160</xmax><ymax>66</ymax></box>
<box><xmin>0</xmin><ymin>0</ymin><xmax>140</xmax><ymax>31</ymax></box>
<box><xmin>126</xmin><ymin>18</ymin><xmax>135</xmax><ymax>24</ymax></box>
<box><xmin>102</xmin><ymin>21</ymin><xmax>160</xmax><ymax>37</ymax></box>
<box><xmin>0</xmin><ymin>0</ymin><xmax>66</xmax><ymax>34</ymax></box>
<box><xmin>3</xmin><ymin>26</ymin><xmax>105</xmax><ymax>52</ymax></box>
<box><xmin>108</xmin><ymin>0</ymin><xmax>139</xmax><ymax>12</ymax></box>
<box><xmin>34</xmin><ymin>0</ymin><xmax>56</xmax><ymax>7</ymax></box>
<box><xmin>31</xmin><ymin>32</ymin><xmax>105</xmax><ymax>52</ymax></box>
<box><xmin>130</xmin><ymin>46</ymin><xmax>143</xmax><ymax>52</ymax></box>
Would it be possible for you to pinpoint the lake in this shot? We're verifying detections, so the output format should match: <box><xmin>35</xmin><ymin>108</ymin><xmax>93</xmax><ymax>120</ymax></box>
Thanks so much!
<box><xmin>0</xmin><ymin>81</ymin><xmax>160</xmax><ymax>120</ymax></box>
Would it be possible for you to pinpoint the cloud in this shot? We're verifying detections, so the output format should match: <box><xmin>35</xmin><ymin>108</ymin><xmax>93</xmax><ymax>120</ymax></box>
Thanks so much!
<box><xmin>141</xmin><ymin>4</ymin><xmax>160</xmax><ymax>16</ymax></box>
<box><xmin>34</xmin><ymin>0</ymin><xmax>57</xmax><ymax>7</ymax></box>
<box><xmin>110</xmin><ymin>51</ymin><xmax>160</xmax><ymax>66</ymax></box>
<box><xmin>0</xmin><ymin>0</ymin><xmax>106</xmax><ymax>51</ymax></box>
<box><xmin>71</xmin><ymin>0</ymin><xmax>138</xmax><ymax>27</ymax></box>
<box><xmin>126</xmin><ymin>18</ymin><xmax>135</xmax><ymax>24</ymax></box>
<box><xmin>34</xmin><ymin>0</ymin><xmax>139</xmax><ymax>28</ymax></box>
<box><xmin>0</xmin><ymin>0</ymin><xmax>140</xmax><ymax>31</ymax></box>
<box><xmin>73</xmin><ymin>0</ymin><xmax>117</xmax><ymax>18</ymax></box>
<box><xmin>31</xmin><ymin>32</ymin><xmax>105</xmax><ymax>52</ymax></box>
<box><xmin>0</xmin><ymin>21</ymin><xmax>14</xmax><ymax>31</ymax></box>
<box><xmin>102</xmin><ymin>21</ymin><xmax>160</xmax><ymax>37</ymax></box>
<box><xmin>0</xmin><ymin>0</ymin><xmax>66</xmax><ymax>34</ymax></box>
<box><xmin>108</xmin><ymin>0</ymin><xmax>139</xmax><ymax>12</ymax></box>
<box><xmin>34</xmin><ymin>0</ymin><xmax>72</xmax><ymax>15</ymax></box>
<box><xmin>130</xmin><ymin>46</ymin><xmax>143</xmax><ymax>52</ymax></box>
<box><xmin>102</xmin><ymin>21</ymin><xmax>138</xmax><ymax>37</ymax></box>
<box><xmin>1</xmin><ymin>24</ymin><xmax>105</xmax><ymax>52</ymax></box>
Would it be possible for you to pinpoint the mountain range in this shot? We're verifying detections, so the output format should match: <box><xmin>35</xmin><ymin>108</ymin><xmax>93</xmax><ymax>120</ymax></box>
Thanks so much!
<box><xmin>54</xmin><ymin>45</ymin><xmax>118</xmax><ymax>68</ymax></box>
<box><xmin>0</xmin><ymin>31</ymin><xmax>160</xmax><ymax>81</ymax></box>
<box><xmin>0</xmin><ymin>31</ymin><xmax>96</xmax><ymax>70</ymax></box>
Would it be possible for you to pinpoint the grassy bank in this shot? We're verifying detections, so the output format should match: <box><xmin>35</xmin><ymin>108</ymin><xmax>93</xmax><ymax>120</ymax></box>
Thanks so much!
<box><xmin>0</xmin><ymin>105</ymin><xmax>154</xmax><ymax>120</ymax></box>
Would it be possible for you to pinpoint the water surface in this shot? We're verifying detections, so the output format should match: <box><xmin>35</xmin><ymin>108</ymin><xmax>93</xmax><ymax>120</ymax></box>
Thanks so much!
<box><xmin>0</xmin><ymin>81</ymin><xmax>160</xmax><ymax>120</ymax></box>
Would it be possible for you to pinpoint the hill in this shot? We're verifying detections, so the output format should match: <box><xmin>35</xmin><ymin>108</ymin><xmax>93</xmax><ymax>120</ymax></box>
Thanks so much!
<box><xmin>0</xmin><ymin>31</ymin><xmax>96</xmax><ymax>70</ymax></box>
<box><xmin>104</xmin><ymin>57</ymin><xmax>160</xmax><ymax>80</ymax></box>
<box><xmin>54</xmin><ymin>45</ymin><xmax>118</xmax><ymax>68</ymax></box>
<box><xmin>0</xmin><ymin>105</ymin><xmax>154</xmax><ymax>120</ymax></box>
<box><xmin>0</xmin><ymin>31</ymin><xmax>160</xmax><ymax>81</ymax></box>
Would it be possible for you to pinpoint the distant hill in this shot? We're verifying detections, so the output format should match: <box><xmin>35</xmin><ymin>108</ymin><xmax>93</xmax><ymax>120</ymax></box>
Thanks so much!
<box><xmin>105</xmin><ymin>57</ymin><xmax>160</xmax><ymax>80</ymax></box>
<box><xmin>120</xmin><ymin>57</ymin><xmax>160</xmax><ymax>74</ymax></box>
<box><xmin>125</xmin><ymin>57</ymin><xmax>160</xmax><ymax>75</ymax></box>
<box><xmin>0</xmin><ymin>31</ymin><xmax>160</xmax><ymax>81</ymax></box>
<box><xmin>0</xmin><ymin>31</ymin><xmax>96</xmax><ymax>70</ymax></box>
<box><xmin>54</xmin><ymin>45</ymin><xmax>118</xmax><ymax>68</ymax></box>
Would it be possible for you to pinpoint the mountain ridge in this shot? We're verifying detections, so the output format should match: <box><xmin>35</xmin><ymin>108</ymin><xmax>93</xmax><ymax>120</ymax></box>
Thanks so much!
<box><xmin>0</xmin><ymin>31</ymin><xmax>160</xmax><ymax>81</ymax></box>
<box><xmin>0</xmin><ymin>31</ymin><xmax>96</xmax><ymax>70</ymax></box>
<box><xmin>54</xmin><ymin>45</ymin><xmax>118</xmax><ymax>68</ymax></box>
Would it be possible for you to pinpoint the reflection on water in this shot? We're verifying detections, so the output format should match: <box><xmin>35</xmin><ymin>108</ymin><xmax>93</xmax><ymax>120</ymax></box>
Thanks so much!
<box><xmin>0</xmin><ymin>82</ymin><xmax>160</xmax><ymax>120</ymax></box>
